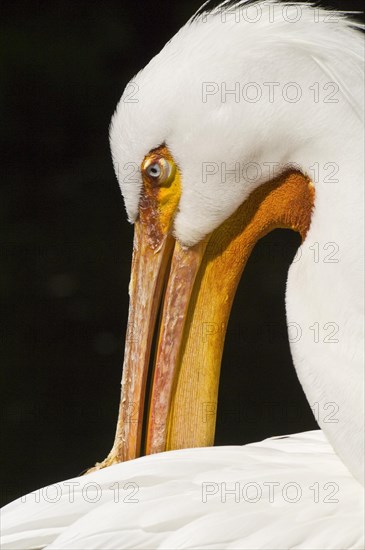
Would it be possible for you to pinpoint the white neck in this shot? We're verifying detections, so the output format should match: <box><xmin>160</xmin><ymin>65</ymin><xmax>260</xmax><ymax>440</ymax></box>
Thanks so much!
<box><xmin>286</xmin><ymin>104</ymin><xmax>364</xmax><ymax>483</ymax></box>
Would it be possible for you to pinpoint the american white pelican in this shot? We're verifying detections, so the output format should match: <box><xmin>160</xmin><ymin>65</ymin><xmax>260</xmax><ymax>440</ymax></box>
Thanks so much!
<box><xmin>1</xmin><ymin>1</ymin><xmax>364</xmax><ymax>548</ymax></box>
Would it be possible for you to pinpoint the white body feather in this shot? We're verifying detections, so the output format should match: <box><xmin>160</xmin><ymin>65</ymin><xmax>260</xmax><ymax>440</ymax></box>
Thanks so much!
<box><xmin>1</xmin><ymin>432</ymin><xmax>364</xmax><ymax>549</ymax></box>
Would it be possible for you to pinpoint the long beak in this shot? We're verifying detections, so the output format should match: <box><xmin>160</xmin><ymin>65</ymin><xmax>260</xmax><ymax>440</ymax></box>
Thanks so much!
<box><xmin>108</xmin><ymin>221</ymin><xmax>174</xmax><ymax>461</ymax></box>
<box><xmin>95</xmin><ymin>170</ymin><xmax>314</xmax><ymax>469</ymax></box>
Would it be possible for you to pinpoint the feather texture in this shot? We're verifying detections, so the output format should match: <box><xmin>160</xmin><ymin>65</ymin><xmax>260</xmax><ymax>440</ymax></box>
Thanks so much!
<box><xmin>2</xmin><ymin>431</ymin><xmax>364</xmax><ymax>549</ymax></box>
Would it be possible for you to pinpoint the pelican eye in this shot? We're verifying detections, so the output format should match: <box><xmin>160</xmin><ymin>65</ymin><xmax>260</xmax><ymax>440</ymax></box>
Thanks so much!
<box><xmin>147</xmin><ymin>163</ymin><xmax>162</xmax><ymax>178</ymax></box>
<box><xmin>143</xmin><ymin>156</ymin><xmax>175</xmax><ymax>186</ymax></box>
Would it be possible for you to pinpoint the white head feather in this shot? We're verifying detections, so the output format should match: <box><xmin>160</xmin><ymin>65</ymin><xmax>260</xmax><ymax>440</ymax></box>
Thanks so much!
<box><xmin>110</xmin><ymin>0</ymin><xmax>363</xmax><ymax>246</ymax></box>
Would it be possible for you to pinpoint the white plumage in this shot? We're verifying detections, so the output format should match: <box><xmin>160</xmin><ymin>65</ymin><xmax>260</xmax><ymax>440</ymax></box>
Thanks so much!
<box><xmin>2</xmin><ymin>432</ymin><xmax>364</xmax><ymax>549</ymax></box>
<box><xmin>2</xmin><ymin>1</ymin><xmax>364</xmax><ymax>548</ymax></box>
<box><xmin>111</xmin><ymin>0</ymin><xmax>364</xmax><ymax>245</ymax></box>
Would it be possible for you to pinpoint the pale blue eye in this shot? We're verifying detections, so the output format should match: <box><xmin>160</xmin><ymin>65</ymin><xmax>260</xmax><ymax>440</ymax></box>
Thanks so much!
<box><xmin>143</xmin><ymin>157</ymin><xmax>173</xmax><ymax>185</ymax></box>
<box><xmin>146</xmin><ymin>163</ymin><xmax>161</xmax><ymax>178</ymax></box>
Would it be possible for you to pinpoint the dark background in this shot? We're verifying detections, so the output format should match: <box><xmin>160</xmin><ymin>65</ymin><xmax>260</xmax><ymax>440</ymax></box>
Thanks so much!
<box><xmin>2</xmin><ymin>0</ymin><xmax>363</xmax><ymax>507</ymax></box>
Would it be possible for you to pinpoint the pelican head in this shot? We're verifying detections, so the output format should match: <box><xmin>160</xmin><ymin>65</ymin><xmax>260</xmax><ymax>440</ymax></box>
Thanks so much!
<box><xmin>96</xmin><ymin>1</ymin><xmax>364</xmax><ymax>483</ymax></box>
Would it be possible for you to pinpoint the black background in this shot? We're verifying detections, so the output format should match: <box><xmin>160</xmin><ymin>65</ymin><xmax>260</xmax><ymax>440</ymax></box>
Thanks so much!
<box><xmin>2</xmin><ymin>0</ymin><xmax>363</xmax><ymax>507</ymax></box>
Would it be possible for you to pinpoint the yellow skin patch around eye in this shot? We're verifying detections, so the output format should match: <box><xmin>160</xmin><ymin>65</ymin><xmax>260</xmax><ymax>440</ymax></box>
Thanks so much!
<box><xmin>140</xmin><ymin>146</ymin><xmax>182</xmax><ymax>249</ymax></box>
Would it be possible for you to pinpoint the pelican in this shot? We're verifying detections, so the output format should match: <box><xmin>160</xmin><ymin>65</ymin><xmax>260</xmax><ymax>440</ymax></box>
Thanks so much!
<box><xmin>1</xmin><ymin>1</ymin><xmax>364</xmax><ymax>548</ymax></box>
